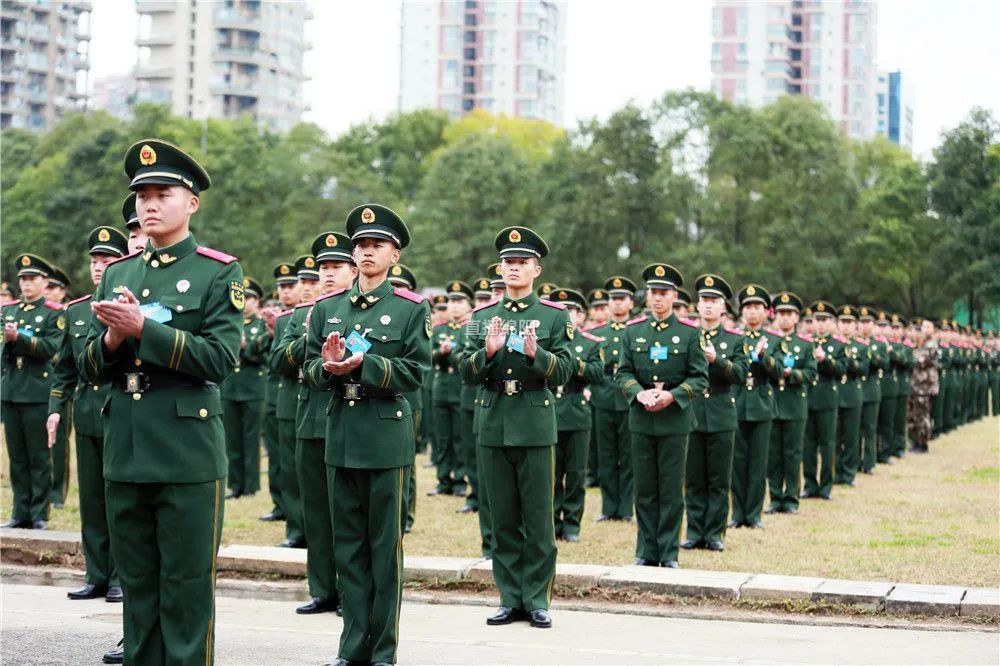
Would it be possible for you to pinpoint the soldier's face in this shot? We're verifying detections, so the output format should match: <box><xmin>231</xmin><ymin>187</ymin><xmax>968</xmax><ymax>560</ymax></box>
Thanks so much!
<box><xmin>353</xmin><ymin>238</ymin><xmax>400</xmax><ymax>278</ymax></box>
<box><xmin>889</xmin><ymin>325</ymin><xmax>903</xmax><ymax>342</ymax></box>
<box><xmin>815</xmin><ymin>316</ymin><xmax>835</xmax><ymax>336</ymax></box>
<box><xmin>500</xmin><ymin>257</ymin><xmax>540</xmax><ymax>290</ymax></box>
<box><xmin>742</xmin><ymin>303</ymin><xmax>766</xmax><ymax>327</ymax></box>
<box><xmin>920</xmin><ymin>320</ymin><xmax>935</xmax><ymax>338</ymax></box>
<box><xmin>447</xmin><ymin>297</ymin><xmax>471</xmax><ymax>321</ymax></box>
<box><xmin>89</xmin><ymin>253</ymin><xmax>117</xmax><ymax>288</ymax></box>
<box><xmin>877</xmin><ymin>323</ymin><xmax>890</xmax><ymax>338</ymax></box>
<box><xmin>775</xmin><ymin>310</ymin><xmax>799</xmax><ymax>331</ymax></box>
<box><xmin>244</xmin><ymin>295</ymin><xmax>260</xmax><ymax>316</ymax></box>
<box><xmin>697</xmin><ymin>295</ymin><xmax>724</xmax><ymax>322</ymax></box>
<box><xmin>276</xmin><ymin>282</ymin><xmax>299</xmax><ymax>307</ymax></box>
<box><xmin>646</xmin><ymin>287</ymin><xmax>675</xmax><ymax>318</ymax></box>
<box><xmin>127</xmin><ymin>227</ymin><xmax>149</xmax><ymax>254</ymax></box>
<box><xmin>569</xmin><ymin>306</ymin><xmax>587</xmax><ymax>329</ymax></box>
<box><xmin>135</xmin><ymin>185</ymin><xmax>198</xmax><ymax>242</ymax></box>
<box><xmin>475</xmin><ymin>295</ymin><xmax>492</xmax><ymax>308</ymax></box>
<box><xmin>608</xmin><ymin>295</ymin><xmax>632</xmax><ymax>318</ymax></box>
<box><xmin>589</xmin><ymin>304</ymin><xmax>609</xmax><ymax>323</ymax></box>
<box><xmin>319</xmin><ymin>260</ymin><xmax>357</xmax><ymax>293</ymax></box>
<box><xmin>45</xmin><ymin>284</ymin><xmax>66</xmax><ymax>302</ymax></box>
<box><xmin>838</xmin><ymin>318</ymin><xmax>857</xmax><ymax>337</ymax></box>
<box><xmin>673</xmin><ymin>303</ymin><xmax>689</xmax><ymax>318</ymax></box>
<box><xmin>18</xmin><ymin>274</ymin><xmax>45</xmax><ymax>301</ymax></box>
<box><xmin>298</xmin><ymin>278</ymin><xmax>319</xmax><ymax>302</ymax></box>
<box><xmin>859</xmin><ymin>320</ymin><xmax>874</xmax><ymax>337</ymax></box>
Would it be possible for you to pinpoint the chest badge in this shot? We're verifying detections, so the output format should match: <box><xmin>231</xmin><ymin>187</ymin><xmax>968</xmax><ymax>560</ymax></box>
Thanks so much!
<box><xmin>327</xmin><ymin>317</ymin><xmax>342</xmax><ymax>324</ymax></box>
<box><xmin>177</xmin><ymin>280</ymin><xmax>191</xmax><ymax>293</ymax></box>
<box><xmin>34</xmin><ymin>315</ymin><xmax>43</xmax><ymax>323</ymax></box>
<box><xmin>672</xmin><ymin>335</ymin><xmax>680</xmax><ymax>344</ymax></box>
<box><xmin>719</xmin><ymin>342</ymin><xmax>727</xmax><ymax>350</ymax></box>
<box><xmin>380</xmin><ymin>315</ymin><xmax>391</xmax><ymax>326</ymax></box>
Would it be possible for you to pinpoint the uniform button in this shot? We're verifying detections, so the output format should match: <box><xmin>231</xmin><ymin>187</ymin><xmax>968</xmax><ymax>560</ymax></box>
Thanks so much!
<box><xmin>382</xmin><ymin>336</ymin><xmax>387</xmax><ymax>341</ymax></box>
<box><xmin>42</xmin><ymin>372</ymin><xmax>48</xmax><ymax>377</ymax></box>
<box><xmin>506</xmin><ymin>368</ymin><xmax>512</xmax><ymax>375</ymax></box>
<box><xmin>613</xmin><ymin>337</ymin><xmax>619</xmax><ymax>342</ymax></box>
<box><xmin>348</xmin><ymin>400</ymin><xmax>355</xmax><ymax>407</ymax></box>
<box><xmin>132</xmin><ymin>393</ymin><xmax>142</xmax><ymax>401</ymax></box>
<box><xmin>134</xmin><ymin>359</ymin><xmax>142</xmax><ymax>366</ymax></box>
<box><xmin>141</xmin><ymin>289</ymin><xmax>150</xmax><ymax>298</ymax></box>
<box><xmin>234</xmin><ymin>367</ymin><xmax>240</xmax><ymax>373</ymax></box>
<box><xmin>199</xmin><ymin>408</ymin><xmax>208</xmax><ymax>418</ymax></box>
<box><xmin>653</xmin><ymin>359</ymin><xmax>659</xmax><ymax>364</ymax></box>
<box><xmin>93</xmin><ymin>385</ymin><xmax>100</xmax><ymax>391</ymax></box>
<box><xmin>396</xmin><ymin>410</ymin><xmax>403</xmax><ymax>418</ymax></box>
<box><xmin>361</xmin><ymin>303</ymin><xmax>368</xmax><ymax>309</ymax></box>
<box><xmin>355</xmin><ymin>324</ymin><xmax>361</xmax><ymax>330</ymax></box>
<box><xmin>150</xmin><ymin>260</ymin><xmax>159</xmax><ymax>268</ymax></box>
<box><xmin>544</xmin><ymin>399</ymin><xmax>550</xmax><ymax>406</ymax></box>
<box><xmin>653</xmin><ymin>375</ymin><xmax>658</xmax><ymax>381</ymax></box>
<box><xmin>176</xmin><ymin>305</ymin><xmax>184</xmax><ymax>311</ymax></box>
<box><xmin>612</xmin><ymin>350</ymin><xmax>618</xmax><ymax>356</ymax></box>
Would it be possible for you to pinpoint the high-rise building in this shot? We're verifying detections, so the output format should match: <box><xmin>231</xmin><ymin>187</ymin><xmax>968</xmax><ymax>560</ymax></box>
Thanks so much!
<box><xmin>398</xmin><ymin>0</ymin><xmax>566</xmax><ymax>125</ymax></box>
<box><xmin>711</xmin><ymin>0</ymin><xmax>879</xmax><ymax>141</ymax></box>
<box><xmin>134</xmin><ymin>0</ymin><xmax>311</xmax><ymax>133</ymax></box>
<box><xmin>0</xmin><ymin>0</ymin><xmax>91</xmax><ymax>131</ymax></box>
<box><xmin>875</xmin><ymin>70</ymin><xmax>914</xmax><ymax>151</ymax></box>
<box><xmin>91</xmin><ymin>73</ymin><xmax>136</xmax><ymax>122</ymax></box>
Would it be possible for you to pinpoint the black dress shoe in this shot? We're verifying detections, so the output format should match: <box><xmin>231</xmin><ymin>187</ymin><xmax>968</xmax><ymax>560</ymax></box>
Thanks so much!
<box><xmin>102</xmin><ymin>639</ymin><xmax>124</xmax><ymax>664</ymax></box>
<box><xmin>67</xmin><ymin>584</ymin><xmax>107</xmax><ymax>600</ymax></box>
<box><xmin>706</xmin><ymin>540</ymin><xmax>724</xmax><ymax>552</ymax></box>
<box><xmin>52</xmin><ymin>502</ymin><xmax>64</xmax><ymax>509</ymax></box>
<box><xmin>456</xmin><ymin>504</ymin><xmax>477</xmax><ymax>514</ymax></box>
<box><xmin>819</xmin><ymin>494</ymin><xmax>832</xmax><ymax>500</ymax></box>
<box><xmin>529</xmin><ymin>608</ymin><xmax>552</xmax><ymax>628</ymax></box>
<box><xmin>746</xmin><ymin>521</ymin><xmax>765</xmax><ymax>529</ymax></box>
<box><xmin>764</xmin><ymin>506</ymin><xmax>780</xmax><ymax>515</ymax></box>
<box><xmin>680</xmin><ymin>539</ymin><xmax>703</xmax><ymax>550</ymax></box>
<box><xmin>322</xmin><ymin>658</ymin><xmax>348</xmax><ymax>666</ymax></box>
<box><xmin>337</xmin><ymin>603</ymin><xmax>343</xmax><ymax>617</ymax></box>
<box><xmin>563</xmin><ymin>534</ymin><xmax>580</xmax><ymax>543</ymax></box>
<box><xmin>372</xmin><ymin>662</ymin><xmax>393</xmax><ymax>666</ymax></box>
<box><xmin>278</xmin><ymin>537</ymin><xmax>307</xmax><ymax>548</ymax></box>
<box><xmin>661</xmin><ymin>560</ymin><xmax>680</xmax><ymax>568</ymax></box>
<box><xmin>259</xmin><ymin>509</ymin><xmax>285</xmax><ymax>522</ymax></box>
<box><xmin>225</xmin><ymin>488</ymin><xmax>243</xmax><ymax>499</ymax></box>
<box><xmin>426</xmin><ymin>488</ymin><xmax>451</xmax><ymax>496</ymax></box>
<box><xmin>453</xmin><ymin>487</ymin><xmax>467</xmax><ymax>497</ymax></box>
<box><xmin>296</xmin><ymin>597</ymin><xmax>339</xmax><ymax>614</ymax></box>
<box><xmin>785</xmin><ymin>507</ymin><xmax>798</xmax><ymax>515</ymax></box>
<box><xmin>861</xmin><ymin>468</ymin><xmax>873</xmax><ymax>475</ymax></box>
<box><xmin>595</xmin><ymin>515</ymin><xmax>612</xmax><ymax>523</ymax></box>
<box><xmin>800</xmin><ymin>491</ymin><xmax>816</xmax><ymax>499</ymax></box>
<box><xmin>618</xmin><ymin>516</ymin><xmax>633</xmax><ymax>523</ymax></box>
<box><xmin>106</xmin><ymin>586</ymin><xmax>124</xmax><ymax>603</ymax></box>
<box><xmin>633</xmin><ymin>558</ymin><xmax>658</xmax><ymax>566</ymax></box>
<box><xmin>32</xmin><ymin>519</ymin><xmax>47</xmax><ymax>530</ymax></box>
<box><xmin>2</xmin><ymin>518</ymin><xmax>31</xmax><ymax>529</ymax></box>
<box><xmin>727</xmin><ymin>520</ymin><xmax>740</xmax><ymax>529</ymax></box>
<box><xmin>486</xmin><ymin>606</ymin><xmax>526</xmax><ymax>625</ymax></box>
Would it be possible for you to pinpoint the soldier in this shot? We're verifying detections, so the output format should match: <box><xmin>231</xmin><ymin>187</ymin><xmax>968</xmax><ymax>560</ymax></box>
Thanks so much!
<box><xmin>2</xmin><ymin>253</ymin><xmax>65</xmax><ymax>530</ymax></box>
<box><xmin>550</xmin><ymin>288</ymin><xmax>604</xmax><ymax>542</ymax></box>
<box><xmin>988</xmin><ymin>331</ymin><xmax>998</xmax><ymax>416</ymax></box>
<box><xmin>764</xmin><ymin>293</ymin><xmax>816</xmax><ymax>515</ymax></box>
<box><xmin>855</xmin><ymin>306</ymin><xmax>885</xmax><ymax>475</ymax></box>
<box><xmin>460</xmin><ymin>226</ymin><xmax>573</xmax><ymax>628</ymax></box>
<box><xmin>44</xmin><ymin>264</ymin><xmax>72</xmax><ymax>508</ymax></box>
<box><xmin>221</xmin><ymin>277</ymin><xmax>268</xmax><ymax>499</ymax></box>
<box><xmin>258</xmin><ymin>262</ymin><xmax>299</xmax><ymax>523</ymax></box>
<box><xmin>799</xmin><ymin>307</ymin><xmax>815</xmax><ymax>338</ymax></box>
<box><xmin>0</xmin><ymin>280</ymin><xmax>14</xmax><ymax>301</ymax></box>
<box><xmin>731</xmin><ymin>285</ymin><xmax>781</xmax><ymax>529</ymax></box>
<box><xmin>889</xmin><ymin>314</ymin><xmax>915</xmax><ymax>458</ymax></box>
<box><xmin>617</xmin><ymin>263</ymin><xmax>707</xmax><ymax>567</ymax></box>
<box><xmin>456</xmin><ymin>278</ymin><xmax>494</xmax><ymax>517</ymax></box>
<box><xmin>428</xmin><ymin>281</ymin><xmax>473</xmax><ymax>497</ymax></box>
<box><xmin>672</xmin><ymin>288</ymin><xmax>691</xmax><ymax>319</ymax></box>
<box><xmin>81</xmin><ymin>139</ymin><xmax>242</xmax><ymax>664</ymax></box>
<box><xmin>590</xmin><ymin>276</ymin><xmax>638</xmax><ymax>523</ymax></box>
<box><xmin>122</xmin><ymin>192</ymin><xmax>148</xmax><ymax>254</ymax></box>
<box><xmin>875</xmin><ymin>311</ymin><xmax>900</xmax><ymax>465</ymax></box>
<box><xmin>587</xmin><ymin>288</ymin><xmax>609</xmax><ymax>327</ymax></box>
<box><xmin>801</xmin><ymin>301</ymin><xmax>845</xmax><ymax>500</ymax></box>
<box><xmin>834</xmin><ymin>306</ymin><xmax>868</xmax><ymax>486</ymax></box>
<box><xmin>269</xmin><ymin>254</ymin><xmax>318</xmax><ymax>549</ymax></box>
<box><xmin>303</xmin><ymin>204</ymin><xmax>431</xmax><ymax>665</ymax></box>
<box><xmin>908</xmin><ymin>318</ymin><xmax>939</xmax><ymax>452</ymax></box>
<box><xmin>47</xmin><ymin>226</ymin><xmax>129</xmax><ymax>603</ymax></box>
<box><xmin>682</xmin><ymin>275</ymin><xmax>747</xmax><ymax>552</ymax></box>
<box><xmin>276</xmin><ymin>231</ymin><xmax>357</xmax><ymax>616</ymax></box>
<box><xmin>584</xmin><ymin>288</ymin><xmax>609</xmax><ymax>489</ymax></box>
<box><xmin>487</xmin><ymin>262</ymin><xmax>506</xmax><ymax>300</ymax></box>
<box><xmin>536</xmin><ymin>282</ymin><xmax>558</xmax><ymax>299</ymax></box>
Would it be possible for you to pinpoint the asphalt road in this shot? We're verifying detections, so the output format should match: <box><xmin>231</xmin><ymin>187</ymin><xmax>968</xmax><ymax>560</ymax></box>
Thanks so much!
<box><xmin>1</xmin><ymin>583</ymin><xmax>997</xmax><ymax>664</ymax></box>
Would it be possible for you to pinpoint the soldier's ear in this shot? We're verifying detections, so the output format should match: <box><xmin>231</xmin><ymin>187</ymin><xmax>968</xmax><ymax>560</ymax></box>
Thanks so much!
<box><xmin>391</xmin><ymin>248</ymin><xmax>401</xmax><ymax>264</ymax></box>
<box><xmin>532</xmin><ymin>260</ymin><xmax>542</xmax><ymax>278</ymax></box>
<box><xmin>187</xmin><ymin>193</ymin><xmax>200</xmax><ymax>215</ymax></box>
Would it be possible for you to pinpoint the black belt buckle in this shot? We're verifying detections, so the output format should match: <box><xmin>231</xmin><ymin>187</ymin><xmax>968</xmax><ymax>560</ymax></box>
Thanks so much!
<box><xmin>123</xmin><ymin>372</ymin><xmax>150</xmax><ymax>395</ymax></box>
<box><xmin>343</xmin><ymin>383</ymin><xmax>362</xmax><ymax>400</ymax></box>
<box><xmin>555</xmin><ymin>385</ymin><xmax>564</xmax><ymax>398</ymax></box>
<box><xmin>503</xmin><ymin>379</ymin><xmax>521</xmax><ymax>395</ymax></box>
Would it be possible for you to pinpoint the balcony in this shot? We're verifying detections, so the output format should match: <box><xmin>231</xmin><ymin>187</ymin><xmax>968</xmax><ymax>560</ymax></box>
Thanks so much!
<box><xmin>25</xmin><ymin>83</ymin><xmax>46</xmax><ymax>102</ymax></box>
<box><xmin>136</xmin><ymin>33</ymin><xmax>173</xmax><ymax>47</ymax></box>
<box><xmin>211</xmin><ymin>78</ymin><xmax>260</xmax><ymax>98</ymax></box>
<box><xmin>134</xmin><ymin>63</ymin><xmax>173</xmax><ymax>80</ymax></box>
<box><xmin>24</xmin><ymin>53</ymin><xmax>48</xmax><ymax>71</ymax></box>
<box><xmin>213</xmin><ymin>8</ymin><xmax>262</xmax><ymax>32</ymax></box>
<box><xmin>135</xmin><ymin>0</ymin><xmax>177</xmax><ymax>13</ymax></box>
<box><xmin>70</xmin><ymin>51</ymin><xmax>87</xmax><ymax>69</ymax></box>
<box><xmin>213</xmin><ymin>45</ymin><xmax>262</xmax><ymax>66</ymax></box>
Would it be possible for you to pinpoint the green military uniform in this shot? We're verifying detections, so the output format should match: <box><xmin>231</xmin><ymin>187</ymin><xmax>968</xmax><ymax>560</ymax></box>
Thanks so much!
<box><xmin>683</xmin><ymin>275</ymin><xmax>747</xmax><ymax>550</ymax></box>
<box><xmin>303</xmin><ymin>205</ymin><xmax>431</xmax><ymax>663</ymax></box>
<box><xmin>549</xmin><ymin>289</ymin><xmax>604</xmax><ymax>541</ymax></box>
<box><xmin>3</xmin><ymin>254</ymin><xmax>66</xmax><ymax>528</ymax></box>
<box><xmin>81</xmin><ymin>139</ymin><xmax>242</xmax><ymax>665</ymax></box>
<box><xmin>584</xmin><ymin>288</ymin><xmax>608</xmax><ymax>488</ymax></box>
<box><xmin>835</xmin><ymin>305</ymin><xmax>868</xmax><ymax>486</ymax></box>
<box><xmin>890</xmin><ymin>315</ymin><xmax>915</xmax><ymax>458</ymax></box>
<box><xmin>618</xmin><ymin>263</ymin><xmax>708</xmax><ymax>567</ymax></box>
<box><xmin>221</xmin><ymin>277</ymin><xmax>268</xmax><ymax>497</ymax></box>
<box><xmin>429</xmin><ymin>282</ymin><xmax>472</xmax><ymax>496</ymax></box>
<box><xmin>802</xmin><ymin>301</ymin><xmax>846</xmax><ymax>500</ymax></box>
<box><xmin>988</xmin><ymin>333</ymin><xmax>999</xmax><ymax>416</ymax></box>
<box><xmin>765</xmin><ymin>293</ymin><xmax>817</xmax><ymax>514</ymax></box>
<box><xmin>874</xmin><ymin>311</ymin><xmax>902</xmax><ymax>464</ymax></box>
<box><xmin>732</xmin><ymin>285</ymin><xmax>782</xmax><ymax>528</ymax></box>
<box><xmin>269</xmin><ymin>255</ymin><xmax>317</xmax><ymax>548</ymax></box>
<box><xmin>419</xmin><ymin>294</ymin><xmax>446</xmax><ymax>457</ymax></box>
<box><xmin>260</xmin><ymin>262</ymin><xmax>296</xmax><ymax>522</ymax></box>
<box><xmin>49</xmin><ymin>227</ymin><xmax>129</xmax><ymax>597</ymax></box>
<box><xmin>934</xmin><ymin>322</ymin><xmax>955</xmax><ymax>435</ymax></box>
<box><xmin>460</xmin><ymin>227</ymin><xmax>573</xmax><ymax>625</ymax></box>
<box><xmin>857</xmin><ymin>306</ymin><xmax>886</xmax><ymax>474</ymax></box>
<box><xmin>46</xmin><ymin>264</ymin><xmax>72</xmax><ymax>507</ymax></box>
<box><xmin>589</xmin><ymin>276</ymin><xmax>638</xmax><ymax>521</ymax></box>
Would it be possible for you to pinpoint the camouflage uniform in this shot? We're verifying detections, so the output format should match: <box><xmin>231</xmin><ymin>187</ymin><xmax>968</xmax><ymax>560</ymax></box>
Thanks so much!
<box><xmin>907</xmin><ymin>340</ymin><xmax>939</xmax><ymax>452</ymax></box>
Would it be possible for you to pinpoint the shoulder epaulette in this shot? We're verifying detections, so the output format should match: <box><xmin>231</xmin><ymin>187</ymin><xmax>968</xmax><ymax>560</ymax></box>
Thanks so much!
<box><xmin>196</xmin><ymin>246</ymin><xmax>238</xmax><ymax>264</ymax></box>
<box><xmin>277</xmin><ymin>309</ymin><xmax>293</xmax><ymax>319</ymax></box>
<box><xmin>582</xmin><ymin>322</ymin><xmax>603</xmax><ymax>332</ymax></box>
<box><xmin>44</xmin><ymin>299</ymin><xmax>63</xmax><ymax>310</ymax></box>
<box><xmin>626</xmin><ymin>315</ymin><xmax>648</xmax><ymax>326</ymax></box>
<box><xmin>767</xmin><ymin>327</ymin><xmax>783</xmax><ymax>336</ymax></box>
<box><xmin>66</xmin><ymin>294</ymin><xmax>93</xmax><ymax>308</ymax></box>
<box><xmin>580</xmin><ymin>330</ymin><xmax>604</xmax><ymax>343</ymax></box>
<box><xmin>106</xmin><ymin>250</ymin><xmax>142</xmax><ymax>267</ymax></box>
<box><xmin>941</xmin><ymin>342</ymin><xmax>950</xmax><ymax>348</ymax></box>
<box><xmin>295</xmin><ymin>301</ymin><xmax>313</xmax><ymax>309</ymax></box>
<box><xmin>539</xmin><ymin>298</ymin><xmax>565</xmax><ymax>310</ymax></box>
<box><xmin>903</xmin><ymin>340</ymin><xmax>914</xmax><ymax>348</ymax></box>
<box><xmin>315</xmin><ymin>288</ymin><xmax>347</xmax><ymax>303</ymax></box>
<box><xmin>724</xmin><ymin>326</ymin><xmax>742</xmax><ymax>335</ymax></box>
<box><xmin>473</xmin><ymin>299</ymin><xmax>499</xmax><ymax>313</ymax></box>
<box><xmin>679</xmin><ymin>318</ymin><xmax>698</xmax><ymax>328</ymax></box>
<box><xmin>832</xmin><ymin>334</ymin><xmax>847</xmax><ymax>343</ymax></box>
<box><xmin>393</xmin><ymin>287</ymin><xmax>425</xmax><ymax>304</ymax></box>
<box><xmin>799</xmin><ymin>333</ymin><xmax>813</xmax><ymax>342</ymax></box>
<box><xmin>2</xmin><ymin>299</ymin><xmax>21</xmax><ymax>307</ymax></box>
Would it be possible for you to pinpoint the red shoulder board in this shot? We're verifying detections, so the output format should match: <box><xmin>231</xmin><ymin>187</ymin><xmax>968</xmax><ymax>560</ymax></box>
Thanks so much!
<box><xmin>580</xmin><ymin>330</ymin><xmax>604</xmax><ymax>343</ymax></box>
<box><xmin>393</xmin><ymin>287</ymin><xmax>425</xmax><ymax>304</ymax></box>
<box><xmin>903</xmin><ymin>340</ymin><xmax>914</xmax><ymax>348</ymax></box>
<box><xmin>539</xmin><ymin>298</ymin><xmax>565</xmax><ymax>310</ymax></box>
<box><xmin>196</xmin><ymin>246</ymin><xmax>238</xmax><ymax>264</ymax></box>
<box><xmin>295</xmin><ymin>301</ymin><xmax>313</xmax><ymax>309</ymax></box>
<box><xmin>66</xmin><ymin>294</ymin><xmax>93</xmax><ymax>307</ymax></box>
<box><xmin>626</xmin><ymin>315</ymin><xmax>648</xmax><ymax>326</ymax></box>
<box><xmin>582</xmin><ymin>322</ymin><xmax>603</xmax><ymax>332</ymax></box>
<box><xmin>2</xmin><ymin>300</ymin><xmax>20</xmax><ymax>307</ymax></box>
<box><xmin>277</xmin><ymin>309</ymin><xmax>293</xmax><ymax>318</ymax></box>
<box><xmin>767</xmin><ymin>328</ymin><xmax>783</xmax><ymax>336</ymax></box>
<box><xmin>832</xmin><ymin>334</ymin><xmax>847</xmax><ymax>343</ymax></box>
<box><xmin>44</xmin><ymin>299</ymin><xmax>64</xmax><ymax>310</ymax></box>
<box><xmin>106</xmin><ymin>250</ymin><xmax>142</xmax><ymax>267</ymax></box>
<box><xmin>799</xmin><ymin>333</ymin><xmax>813</xmax><ymax>342</ymax></box>
<box><xmin>679</xmin><ymin>317</ymin><xmax>698</xmax><ymax>328</ymax></box>
<box><xmin>473</xmin><ymin>299</ymin><xmax>498</xmax><ymax>313</ymax></box>
<box><xmin>724</xmin><ymin>326</ymin><xmax>742</xmax><ymax>335</ymax></box>
<box><xmin>315</xmin><ymin>288</ymin><xmax>347</xmax><ymax>303</ymax></box>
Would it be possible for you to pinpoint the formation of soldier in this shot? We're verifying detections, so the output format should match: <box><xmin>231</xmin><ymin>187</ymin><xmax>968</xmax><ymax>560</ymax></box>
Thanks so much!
<box><xmin>2</xmin><ymin>137</ymin><xmax>999</xmax><ymax>665</ymax></box>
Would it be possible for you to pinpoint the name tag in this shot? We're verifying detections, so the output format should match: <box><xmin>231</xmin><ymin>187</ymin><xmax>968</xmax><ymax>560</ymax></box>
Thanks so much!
<box><xmin>16</xmin><ymin>327</ymin><xmax>34</xmax><ymax>338</ymax></box>
<box><xmin>507</xmin><ymin>332</ymin><xmax>525</xmax><ymax>354</ymax></box>
<box><xmin>650</xmin><ymin>346</ymin><xmax>669</xmax><ymax>361</ymax></box>
<box><xmin>783</xmin><ymin>353</ymin><xmax>796</xmax><ymax>369</ymax></box>
<box><xmin>345</xmin><ymin>331</ymin><xmax>372</xmax><ymax>355</ymax></box>
<box><xmin>140</xmin><ymin>302</ymin><xmax>173</xmax><ymax>324</ymax></box>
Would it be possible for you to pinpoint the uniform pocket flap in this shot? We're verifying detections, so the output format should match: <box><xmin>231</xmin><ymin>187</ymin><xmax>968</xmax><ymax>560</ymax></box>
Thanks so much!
<box><xmin>176</xmin><ymin>393</ymin><xmax>222</xmax><ymax>419</ymax></box>
<box><xmin>375</xmin><ymin>400</ymin><xmax>410</xmax><ymax>420</ymax></box>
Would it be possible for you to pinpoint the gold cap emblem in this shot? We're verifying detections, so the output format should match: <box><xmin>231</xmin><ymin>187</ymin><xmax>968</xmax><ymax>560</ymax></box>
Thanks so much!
<box><xmin>325</xmin><ymin>234</ymin><xmax>337</xmax><ymax>247</ymax></box>
<box><xmin>817</xmin><ymin>303</ymin><xmax>825</xmax><ymax>311</ymax></box>
<box><xmin>391</xmin><ymin>266</ymin><xmax>402</xmax><ymax>276</ymax></box>
<box><xmin>542</xmin><ymin>284</ymin><xmax>552</xmax><ymax>294</ymax></box>
<box><xmin>20</xmin><ymin>256</ymin><xmax>30</xmax><ymax>266</ymax></box>
<box><xmin>361</xmin><ymin>207</ymin><xmax>375</xmax><ymax>224</ymax></box>
<box><xmin>279</xmin><ymin>265</ymin><xmax>290</xmax><ymax>275</ymax></box>
<box><xmin>139</xmin><ymin>144</ymin><xmax>157</xmax><ymax>166</ymax></box>
<box><xmin>558</xmin><ymin>291</ymin><xmax>567</xmax><ymax>299</ymax></box>
<box><xmin>479</xmin><ymin>280</ymin><xmax>488</xmax><ymax>289</ymax></box>
<box><xmin>781</xmin><ymin>293</ymin><xmax>790</xmax><ymax>303</ymax></box>
<box><xmin>861</xmin><ymin>306</ymin><xmax>869</xmax><ymax>316</ymax></box>
<box><xmin>612</xmin><ymin>278</ymin><xmax>622</xmax><ymax>288</ymax></box>
<box><xmin>97</xmin><ymin>228</ymin><xmax>111</xmax><ymax>242</ymax></box>
<box><xmin>747</xmin><ymin>285</ymin><xmax>756</xmax><ymax>296</ymax></box>
<box><xmin>595</xmin><ymin>290</ymin><xmax>603</xmax><ymax>299</ymax></box>
<box><xmin>704</xmin><ymin>276</ymin><xmax>714</xmax><ymax>287</ymax></box>
<box><xmin>843</xmin><ymin>306</ymin><xmax>850</xmax><ymax>315</ymax></box>
<box><xmin>654</xmin><ymin>266</ymin><xmax>666</xmax><ymax>278</ymax></box>
<box><xmin>509</xmin><ymin>229</ymin><xmax>521</xmax><ymax>243</ymax></box>
<box><xmin>243</xmin><ymin>277</ymin><xmax>250</xmax><ymax>287</ymax></box>
<box><xmin>451</xmin><ymin>282</ymin><xmax>460</xmax><ymax>291</ymax></box>
<box><xmin>304</xmin><ymin>257</ymin><xmax>315</xmax><ymax>268</ymax></box>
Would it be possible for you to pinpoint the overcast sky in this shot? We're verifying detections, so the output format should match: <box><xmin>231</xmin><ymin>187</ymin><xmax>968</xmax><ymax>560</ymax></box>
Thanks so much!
<box><xmin>89</xmin><ymin>0</ymin><xmax>1000</xmax><ymax>158</ymax></box>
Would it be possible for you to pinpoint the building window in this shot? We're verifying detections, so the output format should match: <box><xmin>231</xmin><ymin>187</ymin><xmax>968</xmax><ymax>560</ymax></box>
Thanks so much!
<box><xmin>463</xmin><ymin>47</ymin><xmax>476</xmax><ymax>59</ymax></box>
<box><xmin>442</xmin><ymin>59</ymin><xmax>459</xmax><ymax>88</ymax></box>
<box><xmin>463</xmin><ymin>65</ymin><xmax>475</xmax><ymax>77</ymax></box>
<box><xmin>737</xmin><ymin>43</ymin><xmax>747</xmax><ymax>62</ymax></box>
<box><xmin>464</xmin><ymin>30</ymin><xmax>476</xmax><ymax>43</ymax></box>
<box><xmin>711</xmin><ymin>43</ymin><xmax>720</xmax><ymax>61</ymax></box>
<box><xmin>518</xmin><ymin>65</ymin><xmax>537</xmax><ymax>93</ymax></box>
<box><xmin>442</xmin><ymin>26</ymin><xmax>460</xmax><ymax>52</ymax></box>
<box><xmin>462</xmin><ymin>98</ymin><xmax>474</xmax><ymax>111</ymax></box>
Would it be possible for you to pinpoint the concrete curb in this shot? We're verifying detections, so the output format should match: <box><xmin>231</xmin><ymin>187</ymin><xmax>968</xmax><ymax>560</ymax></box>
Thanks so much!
<box><xmin>3</xmin><ymin>528</ymin><xmax>998</xmax><ymax>619</ymax></box>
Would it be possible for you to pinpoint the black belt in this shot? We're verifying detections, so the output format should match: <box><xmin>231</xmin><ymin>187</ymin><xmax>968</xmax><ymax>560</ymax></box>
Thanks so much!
<box><xmin>603</xmin><ymin>366</ymin><xmax>617</xmax><ymax>376</ymax></box>
<box><xmin>117</xmin><ymin>371</ymin><xmax>209</xmax><ymax>394</ymax></box>
<box><xmin>556</xmin><ymin>380</ymin><xmax>585</xmax><ymax>395</ymax></box>
<box><xmin>483</xmin><ymin>379</ymin><xmax>548</xmax><ymax>395</ymax></box>
<box><xmin>639</xmin><ymin>381</ymin><xmax>679</xmax><ymax>391</ymax></box>
<box><xmin>332</xmin><ymin>383</ymin><xmax>401</xmax><ymax>400</ymax></box>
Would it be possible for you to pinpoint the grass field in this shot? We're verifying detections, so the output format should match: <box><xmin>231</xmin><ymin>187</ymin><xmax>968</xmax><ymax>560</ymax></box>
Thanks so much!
<box><xmin>3</xmin><ymin>415</ymin><xmax>998</xmax><ymax>588</ymax></box>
